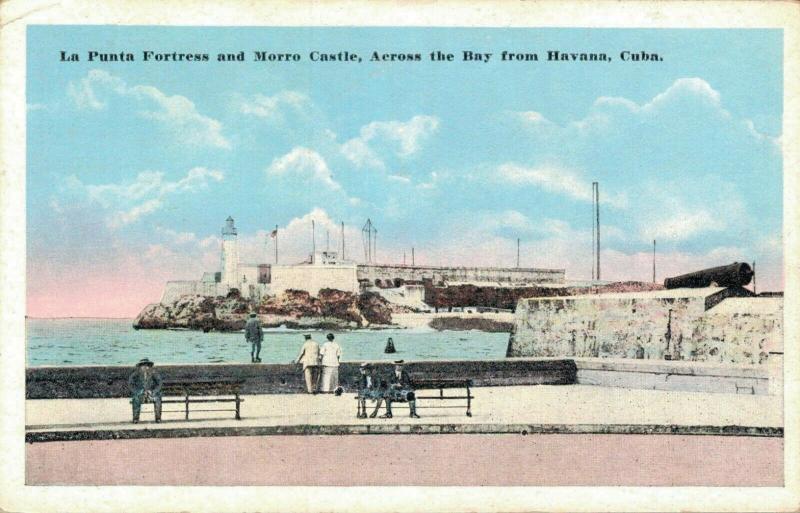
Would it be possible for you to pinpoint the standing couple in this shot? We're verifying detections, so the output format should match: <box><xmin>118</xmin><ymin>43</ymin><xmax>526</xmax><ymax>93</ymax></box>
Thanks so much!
<box><xmin>296</xmin><ymin>333</ymin><xmax>342</xmax><ymax>394</ymax></box>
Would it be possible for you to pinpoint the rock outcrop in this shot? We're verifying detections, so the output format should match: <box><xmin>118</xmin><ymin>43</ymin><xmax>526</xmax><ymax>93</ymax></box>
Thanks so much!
<box><xmin>133</xmin><ymin>289</ymin><xmax>394</xmax><ymax>331</ymax></box>
<box><xmin>424</xmin><ymin>281</ymin><xmax>664</xmax><ymax>311</ymax></box>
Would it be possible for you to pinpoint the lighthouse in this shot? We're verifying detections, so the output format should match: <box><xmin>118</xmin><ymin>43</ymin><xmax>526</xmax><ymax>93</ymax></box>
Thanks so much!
<box><xmin>221</xmin><ymin>216</ymin><xmax>239</xmax><ymax>287</ymax></box>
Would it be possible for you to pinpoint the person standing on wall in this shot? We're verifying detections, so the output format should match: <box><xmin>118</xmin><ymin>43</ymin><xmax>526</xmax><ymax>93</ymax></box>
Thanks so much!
<box><xmin>245</xmin><ymin>312</ymin><xmax>263</xmax><ymax>363</ymax></box>
<box><xmin>319</xmin><ymin>333</ymin><xmax>342</xmax><ymax>393</ymax></box>
<box><xmin>295</xmin><ymin>333</ymin><xmax>321</xmax><ymax>394</ymax></box>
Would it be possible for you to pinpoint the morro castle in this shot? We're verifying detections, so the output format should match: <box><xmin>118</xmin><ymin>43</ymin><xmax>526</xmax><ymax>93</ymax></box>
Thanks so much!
<box><xmin>160</xmin><ymin>217</ymin><xmax>566</xmax><ymax>305</ymax></box>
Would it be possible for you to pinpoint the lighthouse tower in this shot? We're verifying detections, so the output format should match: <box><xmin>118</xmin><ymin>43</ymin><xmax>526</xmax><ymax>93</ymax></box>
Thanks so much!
<box><xmin>220</xmin><ymin>216</ymin><xmax>239</xmax><ymax>287</ymax></box>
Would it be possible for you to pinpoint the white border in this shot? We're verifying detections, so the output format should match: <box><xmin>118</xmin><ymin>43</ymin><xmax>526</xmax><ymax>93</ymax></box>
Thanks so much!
<box><xmin>1</xmin><ymin>1</ymin><xmax>798</xmax><ymax>511</ymax></box>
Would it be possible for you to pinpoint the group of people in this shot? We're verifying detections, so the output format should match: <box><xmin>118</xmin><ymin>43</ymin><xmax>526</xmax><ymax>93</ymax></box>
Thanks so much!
<box><xmin>127</xmin><ymin>313</ymin><xmax>417</xmax><ymax>423</ymax></box>
<box><xmin>357</xmin><ymin>360</ymin><xmax>419</xmax><ymax>419</ymax></box>
<box><xmin>295</xmin><ymin>332</ymin><xmax>343</xmax><ymax>394</ymax></box>
<box><xmin>247</xmin><ymin>312</ymin><xmax>344</xmax><ymax>394</ymax></box>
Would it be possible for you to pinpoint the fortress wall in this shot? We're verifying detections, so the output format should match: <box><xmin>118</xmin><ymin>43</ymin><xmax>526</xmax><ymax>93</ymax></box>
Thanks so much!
<box><xmin>357</xmin><ymin>264</ymin><xmax>565</xmax><ymax>286</ymax></box>
<box><xmin>690</xmin><ymin>298</ymin><xmax>783</xmax><ymax>365</ymax></box>
<box><xmin>160</xmin><ymin>281</ymin><xmax>230</xmax><ymax>303</ymax></box>
<box><xmin>271</xmin><ymin>264</ymin><xmax>359</xmax><ymax>296</ymax></box>
<box><xmin>507</xmin><ymin>288</ymin><xmax>779</xmax><ymax>365</ymax></box>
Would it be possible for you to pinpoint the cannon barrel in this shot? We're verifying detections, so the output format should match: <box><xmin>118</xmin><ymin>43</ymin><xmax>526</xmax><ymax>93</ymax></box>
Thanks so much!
<box><xmin>664</xmin><ymin>262</ymin><xmax>753</xmax><ymax>289</ymax></box>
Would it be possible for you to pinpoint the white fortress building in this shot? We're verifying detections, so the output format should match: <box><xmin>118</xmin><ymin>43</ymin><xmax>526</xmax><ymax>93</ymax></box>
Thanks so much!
<box><xmin>160</xmin><ymin>217</ymin><xmax>566</xmax><ymax>305</ymax></box>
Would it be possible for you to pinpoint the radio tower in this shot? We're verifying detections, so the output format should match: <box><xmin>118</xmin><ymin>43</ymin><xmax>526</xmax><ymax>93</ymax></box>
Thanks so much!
<box><xmin>361</xmin><ymin>219</ymin><xmax>377</xmax><ymax>263</ymax></box>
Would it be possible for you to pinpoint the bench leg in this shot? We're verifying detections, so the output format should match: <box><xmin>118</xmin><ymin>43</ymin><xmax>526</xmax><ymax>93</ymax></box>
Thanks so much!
<box><xmin>185</xmin><ymin>393</ymin><xmax>190</xmax><ymax>420</ymax></box>
<box><xmin>466</xmin><ymin>386</ymin><xmax>472</xmax><ymax>417</ymax></box>
<box><xmin>235</xmin><ymin>393</ymin><xmax>242</xmax><ymax>420</ymax></box>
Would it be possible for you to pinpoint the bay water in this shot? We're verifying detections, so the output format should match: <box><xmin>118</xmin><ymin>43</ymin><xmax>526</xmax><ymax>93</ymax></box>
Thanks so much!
<box><xmin>26</xmin><ymin>318</ymin><xmax>510</xmax><ymax>367</ymax></box>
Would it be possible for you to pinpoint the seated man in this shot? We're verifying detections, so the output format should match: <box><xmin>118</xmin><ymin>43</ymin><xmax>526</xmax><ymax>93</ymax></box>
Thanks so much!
<box><xmin>128</xmin><ymin>358</ymin><xmax>163</xmax><ymax>423</ymax></box>
<box><xmin>381</xmin><ymin>360</ymin><xmax>420</xmax><ymax>419</ymax></box>
<box><xmin>356</xmin><ymin>362</ymin><xmax>376</xmax><ymax>418</ymax></box>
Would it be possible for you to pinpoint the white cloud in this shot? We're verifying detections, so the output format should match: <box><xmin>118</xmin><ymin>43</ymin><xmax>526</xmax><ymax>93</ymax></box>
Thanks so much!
<box><xmin>233</xmin><ymin>208</ymin><xmax>362</xmax><ymax>264</ymax></box>
<box><xmin>341</xmin><ymin>115</ymin><xmax>440</xmax><ymax>169</ymax></box>
<box><xmin>495</xmin><ymin>163</ymin><xmax>628</xmax><ymax>208</ymax></box>
<box><xmin>109</xmin><ymin>198</ymin><xmax>163</xmax><ymax>228</ymax></box>
<box><xmin>68</xmin><ymin>69</ymin><xmax>127</xmax><ymax>110</ymax></box>
<box><xmin>130</xmin><ymin>85</ymin><xmax>230</xmax><ymax>149</ymax></box>
<box><xmin>266</xmin><ymin>147</ymin><xmax>341</xmax><ymax>190</ymax></box>
<box><xmin>416</xmin><ymin>171</ymin><xmax>440</xmax><ymax>190</ymax></box>
<box><xmin>68</xmin><ymin>69</ymin><xmax>230</xmax><ymax>149</ymax></box>
<box><xmin>340</xmin><ymin>137</ymin><xmax>384</xmax><ymax>169</ymax></box>
<box><xmin>635</xmin><ymin>178</ymin><xmax>746</xmax><ymax>244</ymax></box>
<box><xmin>646</xmin><ymin>209</ymin><xmax>724</xmax><ymax>242</ymax></box>
<box><xmin>156</xmin><ymin>227</ymin><xmax>199</xmax><ymax>245</ymax></box>
<box><xmin>518</xmin><ymin>77</ymin><xmax>779</xmax><ymax>147</ymax></box>
<box><xmin>388</xmin><ymin>174</ymin><xmax>412</xmax><ymax>184</ymax></box>
<box><xmin>516</xmin><ymin>111</ymin><xmax>551</xmax><ymax>124</ymax></box>
<box><xmin>237</xmin><ymin>90</ymin><xmax>309</xmax><ymax>120</ymax></box>
<box><xmin>70</xmin><ymin>166</ymin><xmax>224</xmax><ymax>228</ymax></box>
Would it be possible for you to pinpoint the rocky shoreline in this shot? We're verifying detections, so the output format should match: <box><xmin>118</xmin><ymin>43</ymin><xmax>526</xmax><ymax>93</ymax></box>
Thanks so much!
<box><xmin>133</xmin><ymin>289</ymin><xmax>396</xmax><ymax>332</ymax></box>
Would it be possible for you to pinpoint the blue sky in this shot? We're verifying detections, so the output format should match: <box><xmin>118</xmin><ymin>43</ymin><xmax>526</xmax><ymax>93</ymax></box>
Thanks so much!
<box><xmin>27</xmin><ymin>26</ymin><xmax>783</xmax><ymax>316</ymax></box>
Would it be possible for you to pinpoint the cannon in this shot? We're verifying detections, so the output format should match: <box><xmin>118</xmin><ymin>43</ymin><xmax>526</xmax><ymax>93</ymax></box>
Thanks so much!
<box><xmin>664</xmin><ymin>262</ymin><xmax>753</xmax><ymax>289</ymax></box>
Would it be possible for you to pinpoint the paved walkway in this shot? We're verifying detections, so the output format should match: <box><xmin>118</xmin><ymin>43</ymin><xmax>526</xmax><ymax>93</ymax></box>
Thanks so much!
<box><xmin>26</xmin><ymin>385</ymin><xmax>783</xmax><ymax>439</ymax></box>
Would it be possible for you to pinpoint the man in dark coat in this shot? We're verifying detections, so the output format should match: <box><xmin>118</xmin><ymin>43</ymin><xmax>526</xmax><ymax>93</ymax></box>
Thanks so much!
<box><xmin>245</xmin><ymin>313</ymin><xmax>263</xmax><ymax>362</ymax></box>
<box><xmin>382</xmin><ymin>360</ymin><xmax>420</xmax><ymax>418</ymax></box>
<box><xmin>128</xmin><ymin>358</ymin><xmax>163</xmax><ymax>423</ymax></box>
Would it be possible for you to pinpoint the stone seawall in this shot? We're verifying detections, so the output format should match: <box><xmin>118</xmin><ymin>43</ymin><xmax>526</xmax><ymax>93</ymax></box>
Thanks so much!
<box><xmin>506</xmin><ymin>287</ymin><xmax>778</xmax><ymax>365</ymax></box>
<box><xmin>26</xmin><ymin>359</ymin><xmax>578</xmax><ymax>399</ymax></box>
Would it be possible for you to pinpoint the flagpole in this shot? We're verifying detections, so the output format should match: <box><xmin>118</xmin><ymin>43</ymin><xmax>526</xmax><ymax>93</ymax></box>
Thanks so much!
<box><xmin>275</xmin><ymin>225</ymin><xmax>278</xmax><ymax>264</ymax></box>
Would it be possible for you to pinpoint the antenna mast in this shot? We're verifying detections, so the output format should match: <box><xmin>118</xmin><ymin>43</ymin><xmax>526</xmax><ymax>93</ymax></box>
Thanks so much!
<box><xmin>361</xmin><ymin>219</ymin><xmax>377</xmax><ymax>263</ymax></box>
<box><xmin>341</xmin><ymin>221</ymin><xmax>345</xmax><ymax>260</ymax></box>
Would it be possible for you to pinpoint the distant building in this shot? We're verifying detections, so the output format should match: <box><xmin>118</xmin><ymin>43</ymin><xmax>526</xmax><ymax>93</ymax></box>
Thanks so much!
<box><xmin>160</xmin><ymin>217</ymin><xmax>567</xmax><ymax>304</ymax></box>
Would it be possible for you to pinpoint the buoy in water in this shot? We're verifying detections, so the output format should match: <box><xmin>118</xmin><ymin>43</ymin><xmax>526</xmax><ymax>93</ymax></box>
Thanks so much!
<box><xmin>384</xmin><ymin>337</ymin><xmax>396</xmax><ymax>354</ymax></box>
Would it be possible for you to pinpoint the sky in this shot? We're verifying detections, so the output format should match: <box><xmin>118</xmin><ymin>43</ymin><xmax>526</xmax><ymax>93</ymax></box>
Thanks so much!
<box><xmin>26</xmin><ymin>26</ymin><xmax>783</xmax><ymax>318</ymax></box>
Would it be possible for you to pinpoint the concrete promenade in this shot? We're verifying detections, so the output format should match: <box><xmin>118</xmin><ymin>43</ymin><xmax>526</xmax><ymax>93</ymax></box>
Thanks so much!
<box><xmin>26</xmin><ymin>384</ymin><xmax>783</xmax><ymax>441</ymax></box>
<box><xmin>25</xmin><ymin>384</ymin><xmax>784</xmax><ymax>486</ymax></box>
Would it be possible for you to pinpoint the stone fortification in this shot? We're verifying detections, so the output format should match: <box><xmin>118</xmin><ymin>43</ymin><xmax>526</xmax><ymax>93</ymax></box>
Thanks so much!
<box><xmin>506</xmin><ymin>287</ymin><xmax>778</xmax><ymax>365</ymax></box>
<box><xmin>357</xmin><ymin>264</ymin><xmax>565</xmax><ymax>287</ymax></box>
<box><xmin>424</xmin><ymin>281</ymin><xmax>664</xmax><ymax>311</ymax></box>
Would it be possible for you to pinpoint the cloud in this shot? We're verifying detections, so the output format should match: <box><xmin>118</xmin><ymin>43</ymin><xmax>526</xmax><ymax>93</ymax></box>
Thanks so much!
<box><xmin>155</xmin><ymin>227</ymin><xmax>199</xmax><ymax>245</ymax></box>
<box><xmin>68</xmin><ymin>69</ymin><xmax>230</xmax><ymax>149</ymax></box>
<box><xmin>387</xmin><ymin>174</ymin><xmax>412</xmax><ymax>184</ymax></box>
<box><xmin>416</xmin><ymin>171</ymin><xmax>440</xmax><ymax>190</ymax></box>
<box><xmin>495</xmin><ymin>163</ymin><xmax>627</xmax><ymax>208</ymax></box>
<box><xmin>634</xmin><ymin>177</ymin><xmax>747</xmax><ymax>244</ymax></box>
<box><xmin>341</xmin><ymin>115</ymin><xmax>440</xmax><ymax>169</ymax></box>
<box><xmin>232</xmin><ymin>208</ymin><xmax>362</xmax><ymax>264</ymax></box>
<box><xmin>236</xmin><ymin>90</ymin><xmax>310</xmax><ymax>120</ymax></box>
<box><xmin>266</xmin><ymin>147</ymin><xmax>341</xmax><ymax>190</ymax></box>
<box><xmin>646</xmin><ymin>209</ymin><xmax>724</xmax><ymax>241</ymax></box>
<box><xmin>69</xmin><ymin>166</ymin><xmax>225</xmax><ymax>228</ymax></box>
<box><xmin>515</xmin><ymin>78</ymin><xmax>779</xmax><ymax>151</ymax></box>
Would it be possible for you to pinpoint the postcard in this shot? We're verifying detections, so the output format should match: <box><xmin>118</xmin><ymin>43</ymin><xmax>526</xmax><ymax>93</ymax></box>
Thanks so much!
<box><xmin>1</xmin><ymin>1</ymin><xmax>799</xmax><ymax>512</ymax></box>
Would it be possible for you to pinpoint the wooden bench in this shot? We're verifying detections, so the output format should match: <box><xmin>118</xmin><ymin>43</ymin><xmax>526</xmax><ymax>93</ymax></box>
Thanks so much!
<box><xmin>355</xmin><ymin>377</ymin><xmax>474</xmax><ymax>417</ymax></box>
<box><xmin>412</xmin><ymin>378</ymin><xmax>474</xmax><ymax>417</ymax></box>
<box><xmin>156</xmin><ymin>378</ymin><xmax>245</xmax><ymax>420</ymax></box>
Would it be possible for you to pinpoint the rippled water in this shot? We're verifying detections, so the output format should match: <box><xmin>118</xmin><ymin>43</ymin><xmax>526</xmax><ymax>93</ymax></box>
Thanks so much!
<box><xmin>26</xmin><ymin>318</ymin><xmax>510</xmax><ymax>367</ymax></box>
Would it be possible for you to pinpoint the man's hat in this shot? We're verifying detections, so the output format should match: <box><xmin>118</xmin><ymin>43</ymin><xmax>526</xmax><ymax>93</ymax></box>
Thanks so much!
<box><xmin>304</xmin><ymin>334</ymin><xmax>312</xmax><ymax>339</ymax></box>
<box><xmin>249</xmin><ymin>313</ymin><xmax>257</xmax><ymax>318</ymax></box>
<box><xmin>136</xmin><ymin>358</ymin><xmax>154</xmax><ymax>367</ymax></box>
<box><xmin>360</xmin><ymin>362</ymin><xmax>371</xmax><ymax>368</ymax></box>
<box><xmin>394</xmin><ymin>360</ymin><xmax>405</xmax><ymax>365</ymax></box>
<box><xmin>326</xmin><ymin>333</ymin><xmax>335</xmax><ymax>341</ymax></box>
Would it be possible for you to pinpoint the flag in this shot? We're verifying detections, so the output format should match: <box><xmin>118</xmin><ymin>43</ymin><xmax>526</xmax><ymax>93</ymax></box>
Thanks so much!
<box><xmin>270</xmin><ymin>229</ymin><xmax>278</xmax><ymax>239</ymax></box>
